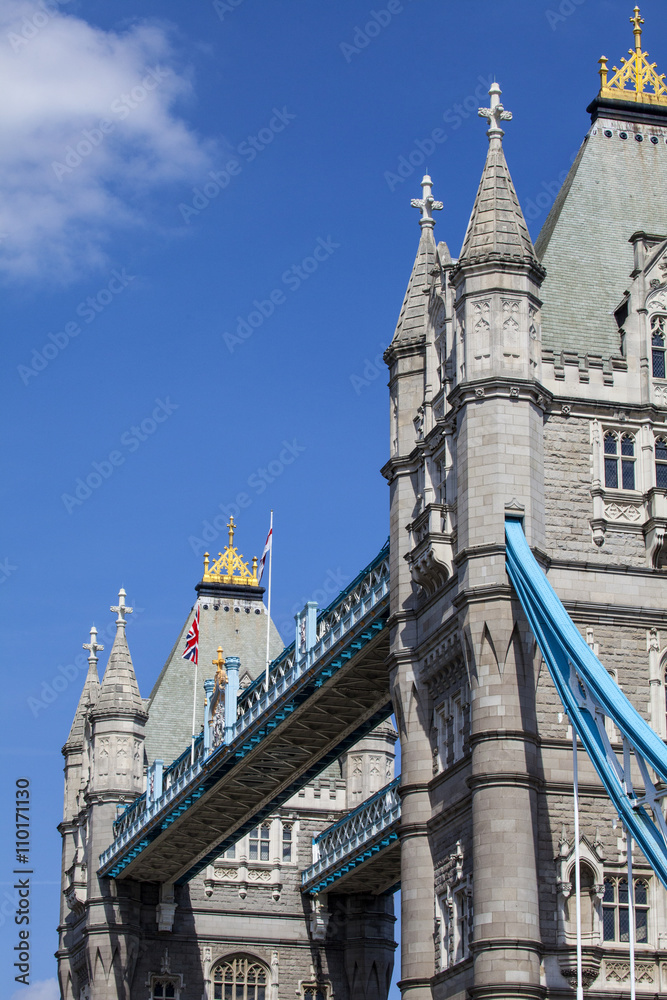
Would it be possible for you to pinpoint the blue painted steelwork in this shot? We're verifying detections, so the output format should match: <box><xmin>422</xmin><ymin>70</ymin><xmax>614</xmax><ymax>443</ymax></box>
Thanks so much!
<box><xmin>98</xmin><ymin>541</ymin><xmax>391</xmax><ymax>882</ymax></box>
<box><xmin>301</xmin><ymin>778</ymin><xmax>401</xmax><ymax>895</ymax></box>
<box><xmin>505</xmin><ymin>516</ymin><xmax>667</xmax><ymax>888</ymax></box>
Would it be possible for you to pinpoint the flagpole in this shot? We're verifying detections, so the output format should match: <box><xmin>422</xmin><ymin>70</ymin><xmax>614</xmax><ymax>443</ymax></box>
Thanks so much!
<box><xmin>264</xmin><ymin>509</ymin><xmax>274</xmax><ymax>690</ymax></box>
<box><xmin>190</xmin><ymin>657</ymin><xmax>198</xmax><ymax>767</ymax></box>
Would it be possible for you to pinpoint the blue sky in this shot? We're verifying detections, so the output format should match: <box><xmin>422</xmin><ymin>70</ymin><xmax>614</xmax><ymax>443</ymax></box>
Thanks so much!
<box><xmin>2</xmin><ymin>1</ymin><xmax>665</xmax><ymax>996</ymax></box>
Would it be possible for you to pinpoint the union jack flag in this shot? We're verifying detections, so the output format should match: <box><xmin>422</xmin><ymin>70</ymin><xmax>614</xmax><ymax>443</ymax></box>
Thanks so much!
<box><xmin>182</xmin><ymin>603</ymin><xmax>200</xmax><ymax>665</ymax></box>
<box><xmin>258</xmin><ymin>524</ymin><xmax>272</xmax><ymax>583</ymax></box>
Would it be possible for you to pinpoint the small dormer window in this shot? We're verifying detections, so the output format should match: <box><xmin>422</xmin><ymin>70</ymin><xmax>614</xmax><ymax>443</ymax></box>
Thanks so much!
<box><xmin>652</xmin><ymin>315</ymin><xmax>666</xmax><ymax>378</ymax></box>
<box><xmin>604</xmin><ymin>432</ymin><xmax>636</xmax><ymax>490</ymax></box>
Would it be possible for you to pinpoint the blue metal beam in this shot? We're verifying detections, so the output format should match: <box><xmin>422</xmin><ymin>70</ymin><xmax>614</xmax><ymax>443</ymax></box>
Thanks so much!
<box><xmin>505</xmin><ymin>516</ymin><xmax>667</xmax><ymax>888</ymax></box>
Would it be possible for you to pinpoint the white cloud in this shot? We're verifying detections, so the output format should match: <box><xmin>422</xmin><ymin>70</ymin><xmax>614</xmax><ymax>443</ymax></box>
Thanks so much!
<box><xmin>0</xmin><ymin>2</ymin><xmax>214</xmax><ymax>282</ymax></box>
<box><xmin>10</xmin><ymin>979</ymin><xmax>59</xmax><ymax>1000</ymax></box>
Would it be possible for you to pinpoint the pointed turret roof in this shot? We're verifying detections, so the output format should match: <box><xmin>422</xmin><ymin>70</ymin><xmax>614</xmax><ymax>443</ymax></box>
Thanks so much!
<box><xmin>459</xmin><ymin>83</ymin><xmax>539</xmax><ymax>268</ymax></box>
<box><xmin>391</xmin><ymin>174</ymin><xmax>442</xmax><ymax>343</ymax></box>
<box><xmin>96</xmin><ymin>589</ymin><xmax>144</xmax><ymax>715</ymax></box>
<box><xmin>65</xmin><ymin>626</ymin><xmax>102</xmax><ymax>749</ymax></box>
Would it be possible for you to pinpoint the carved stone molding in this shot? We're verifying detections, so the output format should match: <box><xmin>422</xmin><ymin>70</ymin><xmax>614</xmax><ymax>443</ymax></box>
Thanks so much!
<box><xmin>604</xmin><ymin>959</ymin><xmax>655</xmax><ymax>984</ymax></box>
<box><xmin>405</xmin><ymin>503</ymin><xmax>455</xmax><ymax>596</ymax></box>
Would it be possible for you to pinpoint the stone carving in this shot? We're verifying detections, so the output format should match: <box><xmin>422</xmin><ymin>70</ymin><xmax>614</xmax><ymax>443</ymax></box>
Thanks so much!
<box><xmin>605</xmin><ymin>959</ymin><xmax>654</xmax><ymax>983</ymax></box>
<box><xmin>502</xmin><ymin>299</ymin><xmax>520</xmax><ymax>361</ymax></box>
<box><xmin>653</xmin><ymin>382</ymin><xmax>667</xmax><ymax>405</ymax></box>
<box><xmin>604</xmin><ymin>502</ymin><xmax>641</xmax><ymax>521</ymax></box>
<box><xmin>213</xmin><ymin>867</ymin><xmax>237</xmax><ymax>879</ymax></box>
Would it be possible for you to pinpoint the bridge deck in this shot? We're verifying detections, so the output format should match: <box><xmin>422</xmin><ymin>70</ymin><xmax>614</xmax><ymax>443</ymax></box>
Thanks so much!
<box><xmin>301</xmin><ymin>779</ymin><xmax>401</xmax><ymax>896</ymax></box>
<box><xmin>99</xmin><ymin>544</ymin><xmax>391</xmax><ymax>885</ymax></box>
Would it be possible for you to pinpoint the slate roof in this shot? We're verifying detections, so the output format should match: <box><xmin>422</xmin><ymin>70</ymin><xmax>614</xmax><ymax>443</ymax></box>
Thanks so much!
<box><xmin>536</xmin><ymin>108</ymin><xmax>667</xmax><ymax>357</ymax></box>
<box><xmin>459</xmin><ymin>140</ymin><xmax>538</xmax><ymax>266</ymax></box>
<box><xmin>65</xmin><ymin>659</ymin><xmax>100</xmax><ymax>748</ymax></box>
<box><xmin>392</xmin><ymin>226</ymin><xmax>438</xmax><ymax>343</ymax></box>
<box><xmin>144</xmin><ymin>594</ymin><xmax>284</xmax><ymax>767</ymax></box>
<box><xmin>97</xmin><ymin>628</ymin><xmax>144</xmax><ymax>715</ymax></box>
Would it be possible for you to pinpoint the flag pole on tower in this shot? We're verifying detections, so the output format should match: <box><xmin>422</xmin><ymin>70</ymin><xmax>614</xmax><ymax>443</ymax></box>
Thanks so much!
<box><xmin>182</xmin><ymin>601</ymin><xmax>200</xmax><ymax>765</ymax></box>
<box><xmin>260</xmin><ymin>511</ymin><xmax>274</xmax><ymax>689</ymax></box>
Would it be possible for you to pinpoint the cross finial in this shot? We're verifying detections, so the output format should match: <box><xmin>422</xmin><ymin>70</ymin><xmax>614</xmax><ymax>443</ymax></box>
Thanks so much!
<box><xmin>478</xmin><ymin>82</ymin><xmax>513</xmax><ymax>142</ymax></box>
<box><xmin>631</xmin><ymin>6</ymin><xmax>644</xmax><ymax>50</ymax></box>
<box><xmin>83</xmin><ymin>625</ymin><xmax>104</xmax><ymax>662</ymax></box>
<box><xmin>110</xmin><ymin>587</ymin><xmax>133</xmax><ymax>629</ymax></box>
<box><xmin>212</xmin><ymin>646</ymin><xmax>225</xmax><ymax>671</ymax></box>
<box><xmin>410</xmin><ymin>174</ymin><xmax>443</xmax><ymax>229</ymax></box>
<box><xmin>227</xmin><ymin>517</ymin><xmax>235</xmax><ymax>550</ymax></box>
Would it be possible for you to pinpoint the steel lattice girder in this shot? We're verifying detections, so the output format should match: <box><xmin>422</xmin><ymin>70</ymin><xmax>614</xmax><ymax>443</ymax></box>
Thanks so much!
<box><xmin>302</xmin><ymin>832</ymin><xmax>401</xmax><ymax>896</ymax></box>
<box><xmin>99</xmin><ymin>615</ymin><xmax>391</xmax><ymax>884</ymax></box>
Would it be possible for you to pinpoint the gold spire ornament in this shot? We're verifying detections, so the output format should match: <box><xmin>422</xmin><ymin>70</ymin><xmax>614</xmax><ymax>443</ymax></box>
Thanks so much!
<box><xmin>202</xmin><ymin>517</ymin><xmax>259</xmax><ymax>585</ymax></box>
<box><xmin>598</xmin><ymin>6</ymin><xmax>667</xmax><ymax>107</ymax></box>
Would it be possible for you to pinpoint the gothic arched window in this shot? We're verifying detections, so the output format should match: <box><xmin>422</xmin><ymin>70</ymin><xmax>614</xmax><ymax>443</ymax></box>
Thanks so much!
<box><xmin>656</xmin><ymin>438</ymin><xmax>667</xmax><ymax>488</ymax></box>
<box><xmin>212</xmin><ymin>956</ymin><xmax>268</xmax><ymax>1000</ymax></box>
<box><xmin>150</xmin><ymin>978</ymin><xmax>178</xmax><ymax>999</ymax></box>
<box><xmin>602</xmin><ymin>876</ymin><xmax>649</xmax><ymax>943</ymax></box>
<box><xmin>248</xmin><ymin>823</ymin><xmax>270</xmax><ymax>861</ymax></box>
<box><xmin>652</xmin><ymin>315</ymin><xmax>666</xmax><ymax>378</ymax></box>
<box><xmin>604</xmin><ymin>432</ymin><xmax>636</xmax><ymax>490</ymax></box>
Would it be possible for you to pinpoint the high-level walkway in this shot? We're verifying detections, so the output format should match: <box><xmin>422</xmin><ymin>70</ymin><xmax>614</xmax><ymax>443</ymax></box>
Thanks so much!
<box><xmin>99</xmin><ymin>543</ymin><xmax>391</xmax><ymax>885</ymax></box>
<box><xmin>301</xmin><ymin>778</ymin><xmax>401</xmax><ymax>896</ymax></box>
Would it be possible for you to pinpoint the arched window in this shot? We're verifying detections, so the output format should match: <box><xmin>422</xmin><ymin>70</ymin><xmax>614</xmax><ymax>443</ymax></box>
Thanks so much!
<box><xmin>604</xmin><ymin>432</ymin><xmax>636</xmax><ymax>490</ymax></box>
<box><xmin>656</xmin><ymin>438</ymin><xmax>667</xmax><ymax>488</ymax></box>
<box><xmin>602</xmin><ymin>876</ymin><xmax>649</xmax><ymax>943</ymax></box>
<box><xmin>248</xmin><ymin>823</ymin><xmax>270</xmax><ymax>861</ymax></box>
<box><xmin>212</xmin><ymin>956</ymin><xmax>268</xmax><ymax>1000</ymax></box>
<box><xmin>150</xmin><ymin>978</ymin><xmax>179</xmax><ymax>999</ymax></box>
<box><xmin>652</xmin><ymin>315</ymin><xmax>666</xmax><ymax>378</ymax></box>
<box><xmin>282</xmin><ymin>821</ymin><xmax>293</xmax><ymax>862</ymax></box>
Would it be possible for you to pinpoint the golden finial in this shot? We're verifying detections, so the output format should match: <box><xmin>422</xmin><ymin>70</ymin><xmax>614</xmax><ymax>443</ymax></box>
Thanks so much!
<box><xmin>212</xmin><ymin>646</ymin><xmax>227</xmax><ymax>683</ymax></box>
<box><xmin>201</xmin><ymin>519</ymin><xmax>259</xmax><ymax>586</ymax></box>
<box><xmin>210</xmin><ymin>647</ymin><xmax>227</xmax><ymax>712</ymax></box>
<box><xmin>598</xmin><ymin>6</ymin><xmax>667</xmax><ymax>107</ymax></box>
<box><xmin>599</xmin><ymin>56</ymin><xmax>609</xmax><ymax>90</ymax></box>
<box><xmin>631</xmin><ymin>5</ymin><xmax>644</xmax><ymax>51</ymax></box>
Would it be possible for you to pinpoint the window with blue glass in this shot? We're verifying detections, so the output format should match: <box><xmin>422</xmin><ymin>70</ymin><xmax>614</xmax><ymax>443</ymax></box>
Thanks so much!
<box><xmin>652</xmin><ymin>315</ymin><xmax>666</xmax><ymax>379</ymax></box>
<box><xmin>604</xmin><ymin>432</ymin><xmax>636</xmax><ymax>490</ymax></box>
<box><xmin>656</xmin><ymin>439</ymin><xmax>667</xmax><ymax>488</ymax></box>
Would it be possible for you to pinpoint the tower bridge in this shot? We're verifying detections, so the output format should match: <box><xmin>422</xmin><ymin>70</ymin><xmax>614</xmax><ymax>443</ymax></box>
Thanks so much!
<box><xmin>58</xmin><ymin>12</ymin><xmax>667</xmax><ymax>999</ymax></box>
<box><xmin>98</xmin><ymin>541</ymin><xmax>391</xmax><ymax>884</ymax></box>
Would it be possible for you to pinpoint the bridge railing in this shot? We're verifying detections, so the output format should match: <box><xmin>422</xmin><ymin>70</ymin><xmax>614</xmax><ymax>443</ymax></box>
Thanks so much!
<box><xmin>105</xmin><ymin>541</ymin><xmax>390</xmax><ymax>859</ymax></box>
<box><xmin>301</xmin><ymin>777</ymin><xmax>400</xmax><ymax>889</ymax></box>
<box><xmin>237</xmin><ymin>540</ymin><xmax>389</xmax><ymax>717</ymax></box>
